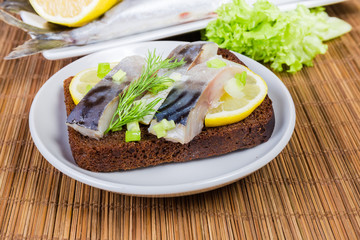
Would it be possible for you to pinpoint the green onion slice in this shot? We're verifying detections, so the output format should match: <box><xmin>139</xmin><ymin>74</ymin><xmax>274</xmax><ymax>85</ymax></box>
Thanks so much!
<box><xmin>85</xmin><ymin>84</ymin><xmax>92</xmax><ymax>94</ymax></box>
<box><xmin>127</xmin><ymin>121</ymin><xmax>140</xmax><ymax>132</ymax></box>
<box><xmin>97</xmin><ymin>62</ymin><xmax>111</xmax><ymax>79</ymax></box>
<box><xmin>235</xmin><ymin>72</ymin><xmax>247</xmax><ymax>87</ymax></box>
<box><xmin>112</xmin><ymin>69</ymin><xmax>126</xmax><ymax>82</ymax></box>
<box><xmin>153</xmin><ymin>119</ymin><xmax>176</xmax><ymax>138</ymax></box>
<box><xmin>206</xmin><ymin>58</ymin><xmax>227</xmax><ymax>68</ymax></box>
<box><xmin>125</xmin><ymin>121</ymin><xmax>141</xmax><ymax>142</ymax></box>
<box><xmin>125</xmin><ymin>131</ymin><xmax>141</xmax><ymax>142</ymax></box>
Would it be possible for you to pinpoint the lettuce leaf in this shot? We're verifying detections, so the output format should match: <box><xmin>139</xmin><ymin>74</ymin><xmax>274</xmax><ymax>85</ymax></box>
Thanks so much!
<box><xmin>204</xmin><ymin>0</ymin><xmax>352</xmax><ymax>73</ymax></box>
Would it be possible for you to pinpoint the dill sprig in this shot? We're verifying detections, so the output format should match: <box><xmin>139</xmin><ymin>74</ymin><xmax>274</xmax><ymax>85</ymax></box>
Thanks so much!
<box><xmin>106</xmin><ymin>50</ymin><xmax>185</xmax><ymax>133</ymax></box>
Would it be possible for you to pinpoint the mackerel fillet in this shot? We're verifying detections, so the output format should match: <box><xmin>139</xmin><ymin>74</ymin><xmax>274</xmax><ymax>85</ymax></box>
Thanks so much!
<box><xmin>66</xmin><ymin>56</ymin><xmax>145</xmax><ymax>139</ymax></box>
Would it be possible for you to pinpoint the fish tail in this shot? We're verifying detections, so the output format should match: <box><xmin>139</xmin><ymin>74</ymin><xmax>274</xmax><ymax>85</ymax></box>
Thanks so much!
<box><xmin>0</xmin><ymin>0</ymin><xmax>35</xmax><ymax>13</ymax></box>
<box><xmin>4</xmin><ymin>38</ymin><xmax>70</xmax><ymax>59</ymax></box>
<box><xmin>0</xmin><ymin>9</ymin><xmax>72</xmax><ymax>59</ymax></box>
<box><xmin>0</xmin><ymin>8</ymin><xmax>50</xmax><ymax>34</ymax></box>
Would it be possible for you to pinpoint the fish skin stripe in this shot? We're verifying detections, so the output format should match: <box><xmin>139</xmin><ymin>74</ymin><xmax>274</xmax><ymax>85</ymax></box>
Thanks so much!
<box><xmin>157</xmin><ymin>89</ymin><xmax>186</xmax><ymax>112</ymax></box>
<box><xmin>156</xmin><ymin>91</ymin><xmax>201</xmax><ymax>124</ymax></box>
<box><xmin>168</xmin><ymin>93</ymin><xmax>201</xmax><ymax>124</ymax></box>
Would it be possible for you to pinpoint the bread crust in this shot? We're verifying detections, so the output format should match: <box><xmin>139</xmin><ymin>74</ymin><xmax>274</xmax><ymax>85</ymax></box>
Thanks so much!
<box><xmin>64</xmin><ymin>48</ymin><xmax>275</xmax><ymax>172</ymax></box>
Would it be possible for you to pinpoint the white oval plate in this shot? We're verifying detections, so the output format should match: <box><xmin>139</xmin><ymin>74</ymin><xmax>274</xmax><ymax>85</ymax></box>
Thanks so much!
<box><xmin>29</xmin><ymin>41</ymin><xmax>296</xmax><ymax>197</ymax></box>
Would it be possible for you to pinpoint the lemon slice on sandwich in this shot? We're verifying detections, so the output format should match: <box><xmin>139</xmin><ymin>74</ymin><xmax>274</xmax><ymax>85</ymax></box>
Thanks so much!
<box><xmin>29</xmin><ymin>0</ymin><xmax>119</xmax><ymax>27</ymax></box>
<box><xmin>205</xmin><ymin>67</ymin><xmax>268</xmax><ymax>127</ymax></box>
<box><xmin>69</xmin><ymin>63</ymin><xmax>118</xmax><ymax>105</ymax></box>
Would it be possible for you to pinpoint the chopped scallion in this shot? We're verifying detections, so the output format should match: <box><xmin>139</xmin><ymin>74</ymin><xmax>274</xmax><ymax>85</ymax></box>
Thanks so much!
<box><xmin>149</xmin><ymin>80</ymin><xmax>173</xmax><ymax>94</ymax></box>
<box><xmin>127</xmin><ymin>121</ymin><xmax>140</xmax><ymax>132</ymax></box>
<box><xmin>125</xmin><ymin>121</ymin><xmax>141</xmax><ymax>142</ymax></box>
<box><xmin>235</xmin><ymin>72</ymin><xmax>247</xmax><ymax>88</ymax></box>
<box><xmin>206</xmin><ymin>58</ymin><xmax>227</xmax><ymax>68</ymax></box>
<box><xmin>85</xmin><ymin>84</ymin><xmax>92</xmax><ymax>94</ymax></box>
<box><xmin>153</xmin><ymin>119</ymin><xmax>176</xmax><ymax>138</ymax></box>
<box><xmin>97</xmin><ymin>63</ymin><xmax>111</xmax><ymax>79</ymax></box>
<box><xmin>153</xmin><ymin>127</ymin><xmax>167</xmax><ymax>138</ymax></box>
<box><xmin>112</xmin><ymin>69</ymin><xmax>126</xmax><ymax>82</ymax></box>
<box><xmin>125</xmin><ymin>130</ymin><xmax>141</xmax><ymax>142</ymax></box>
<box><xmin>162</xmin><ymin>119</ymin><xmax>176</xmax><ymax>130</ymax></box>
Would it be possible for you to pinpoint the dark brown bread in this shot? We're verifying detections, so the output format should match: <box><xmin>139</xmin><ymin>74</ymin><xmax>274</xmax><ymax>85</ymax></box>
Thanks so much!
<box><xmin>64</xmin><ymin>49</ymin><xmax>275</xmax><ymax>172</ymax></box>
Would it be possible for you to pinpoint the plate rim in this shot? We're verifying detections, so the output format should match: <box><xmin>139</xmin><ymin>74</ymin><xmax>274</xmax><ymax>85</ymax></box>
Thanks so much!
<box><xmin>29</xmin><ymin>40</ymin><xmax>296</xmax><ymax>197</ymax></box>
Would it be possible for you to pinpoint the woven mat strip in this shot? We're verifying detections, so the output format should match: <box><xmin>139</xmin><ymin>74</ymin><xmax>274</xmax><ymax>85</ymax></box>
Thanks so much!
<box><xmin>1</xmin><ymin>1</ymin><xmax>360</xmax><ymax>239</ymax></box>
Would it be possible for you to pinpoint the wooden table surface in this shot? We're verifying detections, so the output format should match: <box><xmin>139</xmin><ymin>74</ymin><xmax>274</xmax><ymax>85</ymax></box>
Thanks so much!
<box><xmin>0</xmin><ymin>0</ymin><xmax>360</xmax><ymax>239</ymax></box>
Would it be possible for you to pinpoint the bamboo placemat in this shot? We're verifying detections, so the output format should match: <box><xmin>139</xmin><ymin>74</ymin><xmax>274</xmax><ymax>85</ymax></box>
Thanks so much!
<box><xmin>0</xmin><ymin>0</ymin><xmax>360</xmax><ymax>239</ymax></box>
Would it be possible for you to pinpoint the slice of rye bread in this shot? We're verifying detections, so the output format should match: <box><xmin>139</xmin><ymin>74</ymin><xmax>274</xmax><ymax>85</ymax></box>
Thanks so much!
<box><xmin>64</xmin><ymin>48</ymin><xmax>275</xmax><ymax>172</ymax></box>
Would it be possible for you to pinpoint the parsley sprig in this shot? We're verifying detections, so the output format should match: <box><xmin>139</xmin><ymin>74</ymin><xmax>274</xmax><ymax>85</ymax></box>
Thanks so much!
<box><xmin>106</xmin><ymin>50</ymin><xmax>185</xmax><ymax>133</ymax></box>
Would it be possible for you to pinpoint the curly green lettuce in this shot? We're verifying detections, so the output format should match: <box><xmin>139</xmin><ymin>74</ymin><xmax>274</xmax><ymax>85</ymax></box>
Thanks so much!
<box><xmin>204</xmin><ymin>0</ymin><xmax>352</xmax><ymax>73</ymax></box>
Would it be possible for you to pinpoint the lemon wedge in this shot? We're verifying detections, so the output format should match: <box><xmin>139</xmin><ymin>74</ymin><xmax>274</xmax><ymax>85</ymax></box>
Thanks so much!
<box><xmin>69</xmin><ymin>63</ymin><xmax>118</xmax><ymax>105</ymax></box>
<box><xmin>29</xmin><ymin>0</ymin><xmax>119</xmax><ymax>27</ymax></box>
<box><xmin>205</xmin><ymin>67</ymin><xmax>268</xmax><ymax>127</ymax></box>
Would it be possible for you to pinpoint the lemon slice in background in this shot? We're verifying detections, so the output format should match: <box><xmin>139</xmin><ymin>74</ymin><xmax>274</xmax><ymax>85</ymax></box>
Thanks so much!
<box><xmin>29</xmin><ymin>0</ymin><xmax>119</xmax><ymax>27</ymax></box>
<box><xmin>205</xmin><ymin>67</ymin><xmax>268</xmax><ymax>127</ymax></box>
<box><xmin>69</xmin><ymin>63</ymin><xmax>117</xmax><ymax>105</ymax></box>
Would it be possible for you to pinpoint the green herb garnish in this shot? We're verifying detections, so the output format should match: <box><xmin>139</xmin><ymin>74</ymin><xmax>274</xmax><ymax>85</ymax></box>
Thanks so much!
<box><xmin>235</xmin><ymin>72</ymin><xmax>246</xmax><ymax>87</ymax></box>
<box><xmin>206</xmin><ymin>58</ymin><xmax>227</xmax><ymax>68</ymax></box>
<box><xmin>85</xmin><ymin>84</ymin><xmax>92</xmax><ymax>94</ymax></box>
<box><xmin>125</xmin><ymin>121</ymin><xmax>141</xmax><ymax>142</ymax></box>
<box><xmin>97</xmin><ymin>62</ymin><xmax>111</xmax><ymax>78</ymax></box>
<box><xmin>125</xmin><ymin>131</ymin><xmax>141</xmax><ymax>142</ymax></box>
<box><xmin>112</xmin><ymin>69</ymin><xmax>126</xmax><ymax>82</ymax></box>
<box><xmin>153</xmin><ymin>119</ymin><xmax>176</xmax><ymax>138</ymax></box>
<box><xmin>106</xmin><ymin>50</ymin><xmax>185</xmax><ymax>133</ymax></box>
<box><xmin>127</xmin><ymin>121</ymin><xmax>140</xmax><ymax>131</ymax></box>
